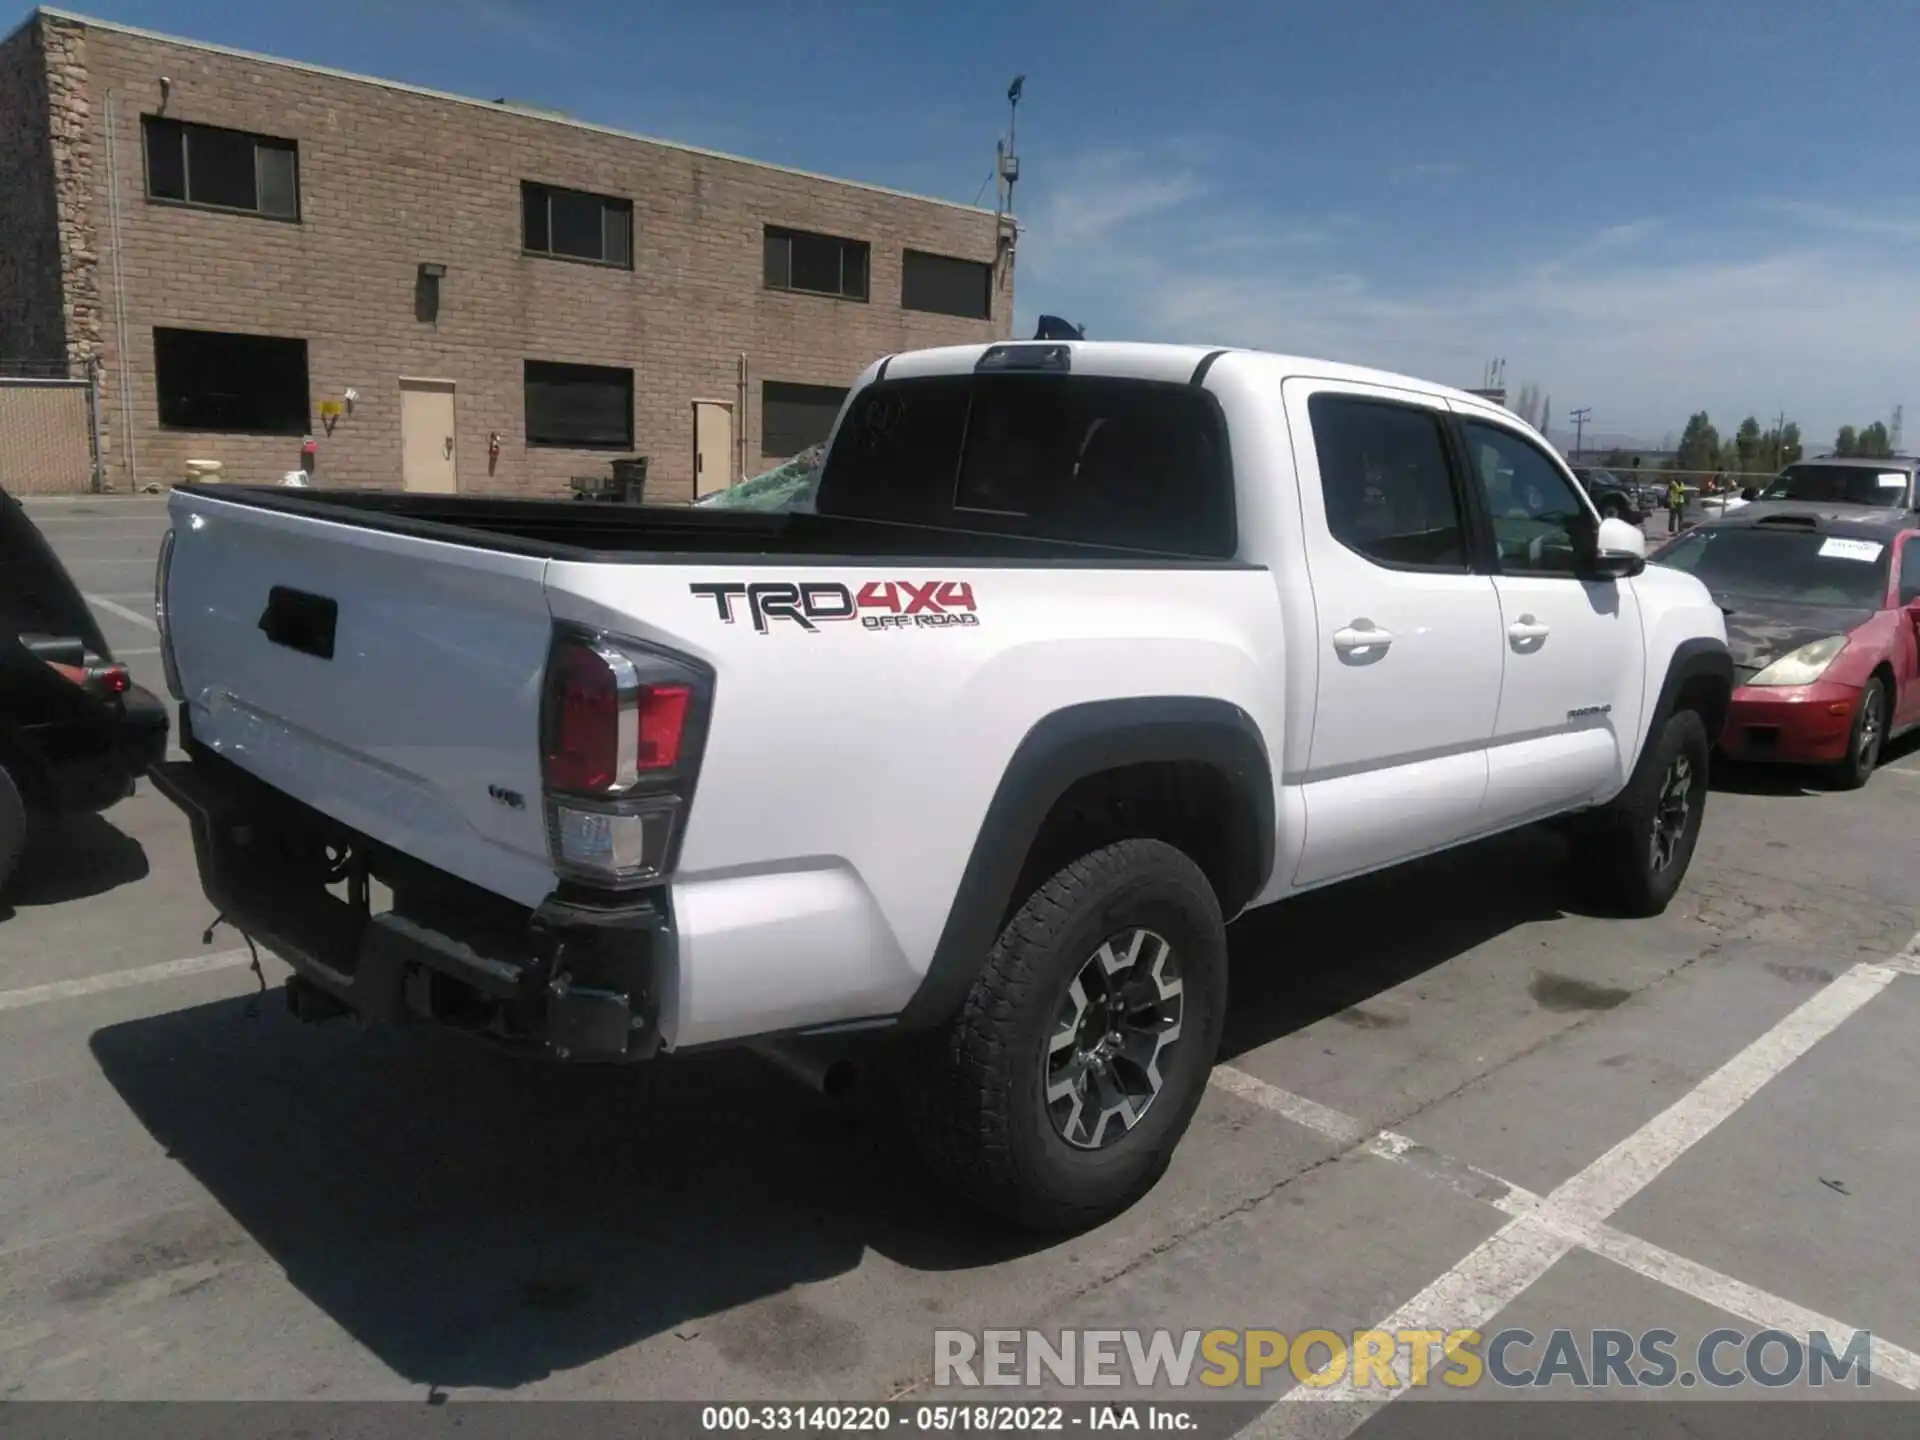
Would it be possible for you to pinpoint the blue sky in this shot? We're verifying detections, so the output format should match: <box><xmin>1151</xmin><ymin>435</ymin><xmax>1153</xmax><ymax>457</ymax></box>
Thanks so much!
<box><xmin>27</xmin><ymin>0</ymin><xmax>1920</xmax><ymax>449</ymax></box>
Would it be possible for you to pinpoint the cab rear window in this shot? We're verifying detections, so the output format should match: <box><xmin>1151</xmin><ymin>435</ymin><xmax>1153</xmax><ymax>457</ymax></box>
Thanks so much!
<box><xmin>813</xmin><ymin>374</ymin><xmax>1236</xmax><ymax>557</ymax></box>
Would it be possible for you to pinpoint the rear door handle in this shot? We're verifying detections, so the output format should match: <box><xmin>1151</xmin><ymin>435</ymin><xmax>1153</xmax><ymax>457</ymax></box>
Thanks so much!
<box><xmin>1332</xmin><ymin>621</ymin><xmax>1393</xmax><ymax>654</ymax></box>
<box><xmin>1508</xmin><ymin>614</ymin><xmax>1551</xmax><ymax>645</ymax></box>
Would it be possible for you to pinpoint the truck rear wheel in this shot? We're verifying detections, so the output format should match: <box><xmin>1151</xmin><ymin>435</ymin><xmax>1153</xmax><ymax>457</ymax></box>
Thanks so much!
<box><xmin>908</xmin><ymin>838</ymin><xmax>1228</xmax><ymax>1232</ymax></box>
<box><xmin>1569</xmin><ymin>707</ymin><xmax>1709</xmax><ymax>918</ymax></box>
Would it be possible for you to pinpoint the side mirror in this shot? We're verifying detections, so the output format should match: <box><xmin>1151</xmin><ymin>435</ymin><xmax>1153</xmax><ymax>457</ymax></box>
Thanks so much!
<box><xmin>1581</xmin><ymin>516</ymin><xmax>1647</xmax><ymax>579</ymax></box>
<box><xmin>1741</xmin><ymin>486</ymin><xmax>1758</xmax><ymax>502</ymax></box>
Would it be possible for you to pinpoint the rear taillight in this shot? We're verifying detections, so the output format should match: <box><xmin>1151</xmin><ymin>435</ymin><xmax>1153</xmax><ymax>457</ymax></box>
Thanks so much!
<box><xmin>539</xmin><ymin>630</ymin><xmax>709</xmax><ymax>888</ymax></box>
<box><xmin>49</xmin><ymin>661</ymin><xmax>130</xmax><ymax>697</ymax></box>
<box><xmin>155</xmin><ymin>526</ymin><xmax>184</xmax><ymax>700</ymax></box>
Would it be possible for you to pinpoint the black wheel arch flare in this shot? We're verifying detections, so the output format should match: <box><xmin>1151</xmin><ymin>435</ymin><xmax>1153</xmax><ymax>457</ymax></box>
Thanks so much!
<box><xmin>896</xmin><ymin>696</ymin><xmax>1275</xmax><ymax>1031</ymax></box>
<box><xmin>1649</xmin><ymin>637</ymin><xmax>1734</xmax><ymax>754</ymax></box>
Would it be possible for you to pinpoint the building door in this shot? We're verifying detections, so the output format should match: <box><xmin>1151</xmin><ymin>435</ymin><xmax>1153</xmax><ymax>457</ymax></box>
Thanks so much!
<box><xmin>400</xmin><ymin>378</ymin><xmax>457</xmax><ymax>493</ymax></box>
<box><xmin>693</xmin><ymin>401</ymin><xmax>734</xmax><ymax>498</ymax></box>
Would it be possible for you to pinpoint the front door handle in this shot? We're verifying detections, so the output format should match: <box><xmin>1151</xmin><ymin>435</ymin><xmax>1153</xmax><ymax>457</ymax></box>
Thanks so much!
<box><xmin>1508</xmin><ymin>614</ymin><xmax>1552</xmax><ymax>645</ymax></box>
<box><xmin>1332</xmin><ymin>621</ymin><xmax>1393</xmax><ymax>654</ymax></box>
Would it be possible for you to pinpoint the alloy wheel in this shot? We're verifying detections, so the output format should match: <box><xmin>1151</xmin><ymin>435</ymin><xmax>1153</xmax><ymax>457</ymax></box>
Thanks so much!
<box><xmin>1043</xmin><ymin>929</ymin><xmax>1184</xmax><ymax>1150</ymax></box>
<box><xmin>1858</xmin><ymin>687</ymin><xmax>1884</xmax><ymax>772</ymax></box>
<box><xmin>1650</xmin><ymin>753</ymin><xmax>1693</xmax><ymax>873</ymax></box>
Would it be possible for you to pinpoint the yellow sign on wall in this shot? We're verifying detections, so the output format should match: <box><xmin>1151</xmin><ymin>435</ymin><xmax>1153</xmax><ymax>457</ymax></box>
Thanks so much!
<box><xmin>318</xmin><ymin>400</ymin><xmax>344</xmax><ymax>418</ymax></box>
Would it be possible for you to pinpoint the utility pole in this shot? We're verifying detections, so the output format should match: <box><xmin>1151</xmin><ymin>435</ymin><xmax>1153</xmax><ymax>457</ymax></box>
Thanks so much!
<box><xmin>1569</xmin><ymin>406</ymin><xmax>1591</xmax><ymax>462</ymax></box>
<box><xmin>994</xmin><ymin>76</ymin><xmax>1024</xmax><ymax>287</ymax></box>
<box><xmin>1894</xmin><ymin>404</ymin><xmax>1904</xmax><ymax>453</ymax></box>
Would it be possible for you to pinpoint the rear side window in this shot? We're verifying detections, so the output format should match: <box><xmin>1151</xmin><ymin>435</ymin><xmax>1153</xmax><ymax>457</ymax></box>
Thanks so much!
<box><xmin>813</xmin><ymin>375</ymin><xmax>1235</xmax><ymax>556</ymax></box>
<box><xmin>1309</xmin><ymin>394</ymin><xmax>1469</xmax><ymax>570</ymax></box>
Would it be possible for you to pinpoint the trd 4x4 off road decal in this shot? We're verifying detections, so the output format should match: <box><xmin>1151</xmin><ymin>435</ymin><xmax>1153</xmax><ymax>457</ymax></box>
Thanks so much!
<box><xmin>689</xmin><ymin>580</ymin><xmax>980</xmax><ymax>634</ymax></box>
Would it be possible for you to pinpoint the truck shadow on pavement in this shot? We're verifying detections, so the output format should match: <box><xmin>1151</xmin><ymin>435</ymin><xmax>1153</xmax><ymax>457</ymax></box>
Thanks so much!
<box><xmin>0</xmin><ymin>815</ymin><xmax>149</xmax><ymax>920</ymax></box>
<box><xmin>1219</xmin><ymin>823</ymin><xmax>1572</xmax><ymax>1063</ymax></box>
<box><xmin>88</xmin><ymin>997</ymin><xmax>1048</xmax><ymax>1392</ymax></box>
<box><xmin>84</xmin><ymin>822</ymin><xmax>1607</xmax><ymax>1391</ymax></box>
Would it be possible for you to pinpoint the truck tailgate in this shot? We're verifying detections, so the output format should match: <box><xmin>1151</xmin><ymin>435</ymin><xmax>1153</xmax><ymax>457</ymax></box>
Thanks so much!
<box><xmin>164</xmin><ymin>490</ymin><xmax>558</xmax><ymax>908</ymax></box>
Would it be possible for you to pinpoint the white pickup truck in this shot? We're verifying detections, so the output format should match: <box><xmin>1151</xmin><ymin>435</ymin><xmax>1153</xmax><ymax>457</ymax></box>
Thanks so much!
<box><xmin>150</xmin><ymin>341</ymin><xmax>1732</xmax><ymax>1230</ymax></box>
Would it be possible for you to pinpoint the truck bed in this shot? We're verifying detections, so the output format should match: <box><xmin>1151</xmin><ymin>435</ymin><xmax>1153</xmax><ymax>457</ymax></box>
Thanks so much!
<box><xmin>179</xmin><ymin>485</ymin><xmax>1250</xmax><ymax>567</ymax></box>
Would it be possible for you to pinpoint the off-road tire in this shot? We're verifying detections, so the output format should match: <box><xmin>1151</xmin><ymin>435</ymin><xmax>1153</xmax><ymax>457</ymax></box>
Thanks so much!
<box><xmin>907</xmin><ymin>839</ymin><xmax>1228</xmax><ymax>1232</ymax></box>
<box><xmin>1829</xmin><ymin>678</ymin><xmax>1889</xmax><ymax>791</ymax></box>
<box><xmin>1569</xmin><ymin>708</ymin><xmax>1710</xmax><ymax>918</ymax></box>
<box><xmin>0</xmin><ymin>763</ymin><xmax>27</xmax><ymax>898</ymax></box>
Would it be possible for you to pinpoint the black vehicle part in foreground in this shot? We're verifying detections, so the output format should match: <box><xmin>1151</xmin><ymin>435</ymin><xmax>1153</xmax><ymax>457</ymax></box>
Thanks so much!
<box><xmin>0</xmin><ymin>488</ymin><xmax>169</xmax><ymax>891</ymax></box>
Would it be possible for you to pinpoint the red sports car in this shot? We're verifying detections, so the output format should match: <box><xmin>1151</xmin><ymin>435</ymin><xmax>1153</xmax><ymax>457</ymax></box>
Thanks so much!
<box><xmin>1651</xmin><ymin>506</ymin><xmax>1920</xmax><ymax>787</ymax></box>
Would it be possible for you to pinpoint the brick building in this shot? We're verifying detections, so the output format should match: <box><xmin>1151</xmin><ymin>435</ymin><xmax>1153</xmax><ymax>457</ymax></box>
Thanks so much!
<box><xmin>0</xmin><ymin>8</ymin><xmax>1014</xmax><ymax>500</ymax></box>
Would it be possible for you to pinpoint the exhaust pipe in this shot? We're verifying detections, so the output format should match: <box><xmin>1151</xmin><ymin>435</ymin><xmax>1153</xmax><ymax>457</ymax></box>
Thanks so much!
<box><xmin>749</xmin><ymin>1039</ymin><xmax>860</xmax><ymax>1099</ymax></box>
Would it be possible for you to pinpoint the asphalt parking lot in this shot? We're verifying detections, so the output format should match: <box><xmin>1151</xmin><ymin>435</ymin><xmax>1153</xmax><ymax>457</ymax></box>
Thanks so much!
<box><xmin>3</xmin><ymin>494</ymin><xmax>1919</xmax><ymax>1430</ymax></box>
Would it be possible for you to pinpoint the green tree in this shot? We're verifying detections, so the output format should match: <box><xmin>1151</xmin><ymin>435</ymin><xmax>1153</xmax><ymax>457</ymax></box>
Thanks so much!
<box><xmin>1781</xmin><ymin>422</ymin><xmax>1802</xmax><ymax>465</ymax></box>
<box><xmin>1734</xmin><ymin>416</ymin><xmax>1761</xmax><ymax>471</ymax></box>
<box><xmin>1677</xmin><ymin>411</ymin><xmax>1721</xmax><ymax>470</ymax></box>
<box><xmin>1857</xmin><ymin>421</ymin><xmax>1893</xmax><ymax>458</ymax></box>
<box><xmin>1835</xmin><ymin>425</ymin><xmax>1859</xmax><ymax>457</ymax></box>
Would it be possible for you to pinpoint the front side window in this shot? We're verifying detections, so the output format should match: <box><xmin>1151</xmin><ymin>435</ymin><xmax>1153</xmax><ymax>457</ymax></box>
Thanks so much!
<box><xmin>1461</xmin><ymin>421</ymin><xmax>1591</xmax><ymax>574</ymax></box>
<box><xmin>1309</xmin><ymin>394</ymin><xmax>1468</xmax><ymax>571</ymax></box>
<box><xmin>1897</xmin><ymin>537</ymin><xmax>1920</xmax><ymax>607</ymax></box>
<box><xmin>153</xmin><ymin>327</ymin><xmax>309</xmax><ymax>433</ymax></box>
<box><xmin>143</xmin><ymin>116</ymin><xmax>299</xmax><ymax>220</ymax></box>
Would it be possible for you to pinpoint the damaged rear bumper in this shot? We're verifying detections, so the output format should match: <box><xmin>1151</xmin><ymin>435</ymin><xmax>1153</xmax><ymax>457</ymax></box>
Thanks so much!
<box><xmin>149</xmin><ymin>731</ymin><xmax>668</xmax><ymax>1063</ymax></box>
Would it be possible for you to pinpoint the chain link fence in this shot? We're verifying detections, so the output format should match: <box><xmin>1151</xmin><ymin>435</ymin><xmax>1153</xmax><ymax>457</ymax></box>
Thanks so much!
<box><xmin>0</xmin><ymin>356</ymin><xmax>102</xmax><ymax>497</ymax></box>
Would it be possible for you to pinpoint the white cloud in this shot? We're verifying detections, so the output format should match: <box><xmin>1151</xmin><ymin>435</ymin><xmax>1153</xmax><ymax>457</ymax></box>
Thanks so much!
<box><xmin>1016</xmin><ymin>158</ymin><xmax>1920</xmax><ymax>444</ymax></box>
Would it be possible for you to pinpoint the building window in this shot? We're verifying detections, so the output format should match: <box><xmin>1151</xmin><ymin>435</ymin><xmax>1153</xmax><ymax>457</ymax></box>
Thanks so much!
<box><xmin>762</xmin><ymin>380</ymin><xmax>848</xmax><ymax>456</ymax></box>
<box><xmin>763</xmin><ymin>226</ymin><xmax>869</xmax><ymax>301</ymax></box>
<box><xmin>521</xmin><ymin>182</ymin><xmax>632</xmax><ymax>268</ymax></box>
<box><xmin>524</xmin><ymin>360</ymin><xmax>634</xmax><ymax>448</ymax></box>
<box><xmin>142</xmin><ymin>116</ymin><xmax>299</xmax><ymax>220</ymax></box>
<box><xmin>153</xmin><ymin>328</ymin><xmax>309</xmax><ymax>434</ymax></box>
<box><xmin>901</xmin><ymin>249</ymin><xmax>992</xmax><ymax>320</ymax></box>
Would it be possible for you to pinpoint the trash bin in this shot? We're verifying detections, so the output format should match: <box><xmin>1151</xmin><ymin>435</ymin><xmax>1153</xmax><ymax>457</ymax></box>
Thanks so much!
<box><xmin>609</xmin><ymin>457</ymin><xmax>649</xmax><ymax>504</ymax></box>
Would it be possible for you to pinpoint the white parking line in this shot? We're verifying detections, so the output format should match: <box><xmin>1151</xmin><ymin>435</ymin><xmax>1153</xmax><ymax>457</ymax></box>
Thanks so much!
<box><xmin>1221</xmin><ymin>935</ymin><xmax>1919</xmax><ymax>1429</ymax></box>
<box><xmin>83</xmin><ymin>594</ymin><xmax>156</xmax><ymax>630</ymax></box>
<box><xmin>0</xmin><ymin>951</ymin><xmax>256</xmax><ymax>1013</ymax></box>
<box><xmin>1544</xmin><ymin>961</ymin><xmax>1897</xmax><ymax>1226</ymax></box>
